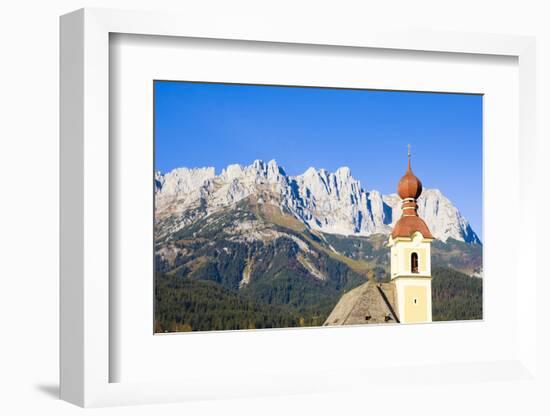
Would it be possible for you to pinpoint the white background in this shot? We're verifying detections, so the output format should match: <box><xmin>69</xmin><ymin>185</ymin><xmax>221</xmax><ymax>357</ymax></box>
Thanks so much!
<box><xmin>1</xmin><ymin>1</ymin><xmax>548</xmax><ymax>415</ymax></box>
<box><xmin>111</xmin><ymin>34</ymin><xmax>519</xmax><ymax>384</ymax></box>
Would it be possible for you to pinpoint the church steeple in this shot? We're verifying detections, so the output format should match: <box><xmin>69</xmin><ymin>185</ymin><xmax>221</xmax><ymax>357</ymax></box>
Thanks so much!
<box><xmin>388</xmin><ymin>146</ymin><xmax>434</xmax><ymax>324</ymax></box>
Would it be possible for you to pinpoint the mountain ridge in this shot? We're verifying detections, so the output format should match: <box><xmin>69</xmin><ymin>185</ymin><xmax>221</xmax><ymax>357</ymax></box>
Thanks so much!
<box><xmin>155</xmin><ymin>159</ymin><xmax>481</xmax><ymax>245</ymax></box>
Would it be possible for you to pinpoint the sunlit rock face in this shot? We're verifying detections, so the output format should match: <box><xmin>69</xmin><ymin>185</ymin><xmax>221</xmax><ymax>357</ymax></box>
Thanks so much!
<box><xmin>155</xmin><ymin>160</ymin><xmax>481</xmax><ymax>244</ymax></box>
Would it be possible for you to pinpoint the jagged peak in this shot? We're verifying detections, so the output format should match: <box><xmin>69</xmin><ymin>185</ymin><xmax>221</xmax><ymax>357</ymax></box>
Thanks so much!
<box><xmin>420</xmin><ymin>188</ymin><xmax>443</xmax><ymax>197</ymax></box>
<box><xmin>252</xmin><ymin>159</ymin><xmax>264</xmax><ymax>170</ymax></box>
<box><xmin>156</xmin><ymin>166</ymin><xmax>216</xmax><ymax>196</ymax></box>
<box><xmin>302</xmin><ymin>166</ymin><xmax>318</xmax><ymax>177</ymax></box>
<box><xmin>335</xmin><ymin>166</ymin><xmax>351</xmax><ymax>178</ymax></box>
<box><xmin>221</xmin><ymin>163</ymin><xmax>244</xmax><ymax>179</ymax></box>
<box><xmin>266</xmin><ymin>158</ymin><xmax>282</xmax><ymax>171</ymax></box>
<box><xmin>159</xmin><ymin>165</ymin><xmax>216</xmax><ymax>177</ymax></box>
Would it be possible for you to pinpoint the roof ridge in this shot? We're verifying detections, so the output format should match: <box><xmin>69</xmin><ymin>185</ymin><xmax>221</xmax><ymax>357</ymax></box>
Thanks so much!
<box><xmin>376</xmin><ymin>283</ymin><xmax>400</xmax><ymax>323</ymax></box>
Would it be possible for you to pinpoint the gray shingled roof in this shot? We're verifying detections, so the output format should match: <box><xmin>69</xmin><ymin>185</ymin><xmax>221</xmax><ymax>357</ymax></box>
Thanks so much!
<box><xmin>323</xmin><ymin>281</ymin><xmax>400</xmax><ymax>326</ymax></box>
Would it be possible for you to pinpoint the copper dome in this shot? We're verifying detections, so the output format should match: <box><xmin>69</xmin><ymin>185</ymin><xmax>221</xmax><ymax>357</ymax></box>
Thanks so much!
<box><xmin>397</xmin><ymin>160</ymin><xmax>423</xmax><ymax>200</ymax></box>
<box><xmin>391</xmin><ymin>146</ymin><xmax>434</xmax><ymax>240</ymax></box>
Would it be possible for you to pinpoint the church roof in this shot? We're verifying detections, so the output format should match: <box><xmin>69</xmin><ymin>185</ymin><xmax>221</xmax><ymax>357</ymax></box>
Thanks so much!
<box><xmin>392</xmin><ymin>215</ymin><xmax>434</xmax><ymax>239</ymax></box>
<box><xmin>323</xmin><ymin>281</ymin><xmax>399</xmax><ymax>326</ymax></box>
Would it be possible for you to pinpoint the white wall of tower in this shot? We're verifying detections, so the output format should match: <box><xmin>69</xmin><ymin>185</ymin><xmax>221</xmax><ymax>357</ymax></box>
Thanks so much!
<box><xmin>388</xmin><ymin>231</ymin><xmax>433</xmax><ymax>323</ymax></box>
<box><xmin>389</xmin><ymin>231</ymin><xmax>432</xmax><ymax>279</ymax></box>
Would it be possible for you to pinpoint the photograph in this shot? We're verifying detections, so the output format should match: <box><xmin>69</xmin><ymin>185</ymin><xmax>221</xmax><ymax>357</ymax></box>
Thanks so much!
<box><xmin>153</xmin><ymin>81</ymin><xmax>483</xmax><ymax>333</ymax></box>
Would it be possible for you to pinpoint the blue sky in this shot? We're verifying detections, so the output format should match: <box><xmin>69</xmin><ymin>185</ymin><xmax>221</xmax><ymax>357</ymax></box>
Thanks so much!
<box><xmin>155</xmin><ymin>81</ymin><xmax>483</xmax><ymax>238</ymax></box>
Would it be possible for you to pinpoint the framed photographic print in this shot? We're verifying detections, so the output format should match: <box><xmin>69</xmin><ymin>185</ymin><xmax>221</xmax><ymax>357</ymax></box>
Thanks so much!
<box><xmin>60</xmin><ymin>8</ymin><xmax>539</xmax><ymax>408</ymax></box>
<box><xmin>153</xmin><ymin>81</ymin><xmax>483</xmax><ymax>333</ymax></box>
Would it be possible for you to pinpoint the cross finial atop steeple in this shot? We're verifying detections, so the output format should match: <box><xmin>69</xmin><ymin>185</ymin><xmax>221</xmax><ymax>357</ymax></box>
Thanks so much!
<box><xmin>407</xmin><ymin>144</ymin><xmax>411</xmax><ymax>171</ymax></box>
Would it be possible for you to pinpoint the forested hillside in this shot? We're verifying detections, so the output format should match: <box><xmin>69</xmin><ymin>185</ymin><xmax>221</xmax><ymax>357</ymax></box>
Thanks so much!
<box><xmin>155</xmin><ymin>265</ymin><xmax>482</xmax><ymax>332</ymax></box>
<box><xmin>432</xmin><ymin>267</ymin><xmax>483</xmax><ymax>321</ymax></box>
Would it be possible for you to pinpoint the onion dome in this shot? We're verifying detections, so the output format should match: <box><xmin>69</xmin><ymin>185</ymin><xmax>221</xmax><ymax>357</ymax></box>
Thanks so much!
<box><xmin>391</xmin><ymin>146</ymin><xmax>434</xmax><ymax>240</ymax></box>
<box><xmin>397</xmin><ymin>157</ymin><xmax>423</xmax><ymax>200</ymax></box>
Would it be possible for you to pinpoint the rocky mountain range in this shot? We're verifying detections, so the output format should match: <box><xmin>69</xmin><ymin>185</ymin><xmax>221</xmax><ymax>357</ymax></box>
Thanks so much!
<box><xmin>155</xmin><ymin>159</ymin><xmax>481</xmax><ymax>245</ymax></box>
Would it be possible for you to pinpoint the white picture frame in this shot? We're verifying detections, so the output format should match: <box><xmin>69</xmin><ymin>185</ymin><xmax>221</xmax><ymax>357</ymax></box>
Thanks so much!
<box><xmin>60</xmin><ymin>7</ymin><xmax>538</xmax><ymax>408</ymax></box>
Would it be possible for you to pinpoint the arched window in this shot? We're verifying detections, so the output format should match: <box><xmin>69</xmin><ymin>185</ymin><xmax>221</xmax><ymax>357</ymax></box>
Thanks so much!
<box><xmin>411</xmin><ymin>252</ymin><xmax>419</xmax><ymax>273</ymax></box>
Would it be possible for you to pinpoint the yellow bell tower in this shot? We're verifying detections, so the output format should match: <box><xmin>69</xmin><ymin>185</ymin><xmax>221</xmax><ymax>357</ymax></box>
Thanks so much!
<box><xmin>388</xmin><ymin>146</ymin><xmax>434</xmax><ymax>324</ymax></box>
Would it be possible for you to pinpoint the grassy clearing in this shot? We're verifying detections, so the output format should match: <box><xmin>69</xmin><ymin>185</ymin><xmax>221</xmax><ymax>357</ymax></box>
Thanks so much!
<box><xmin>305</xmin><ymin>236</ymin><xmax>373</xmax><ymax>278</ymax></box>
<box><xmin>255</xmin><ymin>200</ymin><xmax>306</xmax><ymax>233</ymax></box>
